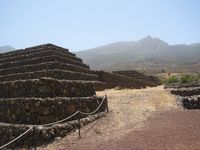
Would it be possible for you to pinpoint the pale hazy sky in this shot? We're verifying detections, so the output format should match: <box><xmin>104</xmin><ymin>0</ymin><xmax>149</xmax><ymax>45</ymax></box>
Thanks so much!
<box><xmin>0</xmin><ymin>0</ymin><xmax>200</xmax><ymax>51</ymax></box>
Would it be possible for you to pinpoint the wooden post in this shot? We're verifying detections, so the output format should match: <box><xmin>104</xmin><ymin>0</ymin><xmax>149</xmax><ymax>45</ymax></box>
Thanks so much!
<box><xmin>78</xmin><ymin>114</ymin><xmax>81</xmax><ymax>139</ymax></box>
<box><xmin>33</xmin><ymin>102</ymin><xmax>37</xmax><ymax>150</ymax></box>
<box><xmin>105</xmin><ymin>95</ymin><xmax>109</xmax><ymax>112</ymax></box>
<box><xmin>33</xmin><ymin>126</ymin><xmax>37</xmax><ymax>150</ymax></box>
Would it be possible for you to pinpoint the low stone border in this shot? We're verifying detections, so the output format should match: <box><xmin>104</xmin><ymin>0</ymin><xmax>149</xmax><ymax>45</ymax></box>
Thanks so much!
<box><xmin>170</xmin><ymin>87</ymin><xmax>200</xmax><ymax>96</ymax></box>
<box><xmin>176</xmin><ymin>95</ymin><xmax>200</xmax><ymax>109</ymax></box>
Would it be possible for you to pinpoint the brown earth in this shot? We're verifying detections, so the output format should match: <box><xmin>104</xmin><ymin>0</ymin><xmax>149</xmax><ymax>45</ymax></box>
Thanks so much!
<box><xmin>39</xmin><ymin>86</ymin><xmax>200</xmax><ymax>150</ymax></box>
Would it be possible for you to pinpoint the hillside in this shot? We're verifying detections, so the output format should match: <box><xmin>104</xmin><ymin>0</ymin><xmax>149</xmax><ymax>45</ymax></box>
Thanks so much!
<box><xmin>0</xmin><ymin>46</ymin><xmax>15</xmax><ymax>53</ymax></box>
<box><xmin>76</xmin><ymin>36</ymin><xmax>200</xmax><ymax>74</ymax></box>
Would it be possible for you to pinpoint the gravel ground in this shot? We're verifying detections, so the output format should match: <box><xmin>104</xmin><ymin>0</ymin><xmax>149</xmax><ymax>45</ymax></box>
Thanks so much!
<box><xmin>39</xmin><ymin>86</ymin><xmax>198</xmax><ymax>150</ymax></box>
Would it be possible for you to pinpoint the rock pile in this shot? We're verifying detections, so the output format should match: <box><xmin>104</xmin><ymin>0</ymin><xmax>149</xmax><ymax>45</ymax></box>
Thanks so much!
<box><xmin>0</xmin><ymin>44</ymin><xmax>108</xmax><ymax>148</ymax></box>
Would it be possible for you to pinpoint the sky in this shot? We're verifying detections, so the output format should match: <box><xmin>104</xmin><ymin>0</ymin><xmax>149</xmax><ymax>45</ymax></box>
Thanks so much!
<box><xmin>0</xmin><ymin>0</ymin><xmax>200</xmax><ymax>51</ymax></box>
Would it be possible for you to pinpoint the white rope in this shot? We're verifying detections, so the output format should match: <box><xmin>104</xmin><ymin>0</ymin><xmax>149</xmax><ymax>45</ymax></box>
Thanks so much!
<box><xmin>36</xmin><ymin>111</ymin><xmax>79</xmax><ymax>127</ymax></box>
<box><xmin>0</xmin><ymin>95</ymin><xmax>107</xmax><ymax>149</ymax></box>
<box><xmin>0</xmin><ymin>126</ymin><xmax>33</xmax><ymax>150</ymax></box>
<box><xmin>78</xmin><ymin>96</ymin><xmax>106</xmax><ymax>115</ymax></box>
<box><xmin>36</xmin><ymin>95</ymin><xmax>106</xmax><ymax>127</ymax></box>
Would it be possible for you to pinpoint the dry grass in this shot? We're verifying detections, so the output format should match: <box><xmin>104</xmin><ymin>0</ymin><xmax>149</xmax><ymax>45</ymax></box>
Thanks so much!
<box><xmin>96</xmin><ymin>85</ymin><xmax>178</xmax><ymax>131</ymax></box>
<box><xmin>40</xmin><ymin>86</ymin><xmax>178</xmax><ymax>150</ymax></box>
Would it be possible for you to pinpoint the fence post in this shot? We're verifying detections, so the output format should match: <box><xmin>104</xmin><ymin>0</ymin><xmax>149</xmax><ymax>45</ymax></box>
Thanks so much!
<box><xmin>33</xmin><ymin>102</ymin><xmax>37</xmax><ymax>150</ymax></box>
<box><xmin>105</xmin><ymin>95</ymin><xmax>109</xmax><ymax>112</ymax></box>
<box><xmin>78</xmin><ymin>114</ymin><xmax>81</xmax><ymax>139</ymax></box>
<box><xmin>33</xmin><ymin>125</ymin><xmax>36</xmax><ymax>150</ymax></box>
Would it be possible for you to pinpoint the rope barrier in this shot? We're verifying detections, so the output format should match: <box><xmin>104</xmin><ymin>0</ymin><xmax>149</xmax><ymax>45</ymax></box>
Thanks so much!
<box><xmin>0</xmin><ymin>126</ymin><xmax>33</xmax><ymax>150</ymax></box>
<box><xmin>0</xmin><ymin>95</ymin><xmax>107</xmax><ymax>149</ymax></box>
<box><xmin>36</xmin><ymin>111</ymin><xmax>79</xmax><ymax>127</ymax></box>
<box><xmin>78</xmin><ymin>96</ymin><xmax>105</xmax><ymax>115</ymax></box>
<box><xmin>36</xmin><ymin>95</ymin><xmax>106</xmax><ymax>127</ymax></box>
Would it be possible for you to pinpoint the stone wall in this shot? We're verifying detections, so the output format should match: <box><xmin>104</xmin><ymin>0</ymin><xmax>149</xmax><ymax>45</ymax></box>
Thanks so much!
<box><xmin>113</xmin><ymin>70</ymin><xmax>161</xmax><ymax>85</ymax></box>
<box><xmin>0</xmin><ymin>43</ymin><xmax>77</xmax><ymax>59</ymax></box>
<box><xmin>0</xmin><ymin>49</ymin><xmax>82</xmax><ymax>64</ymax></box>
<box><xmin>164</xmin><ymin>82</ymin><xmax>200</xmax><ymax>89</ymax></box>
<box><xmin>176</xmin><ymin>96</ymin><xmax>200</xmax><ymax>109</ymax></box>
<box><xmin>0</xmin><ymin>43</ymin><xmax>109</xmax><ymax>149</ymax></box>
<box><xmin>0</xmin><ymin>61</ymin><xmax>95</xmax><ymax>76</ymax></box>
<box><xmin>170</xmin><ymin>87</ymin><xmax>200</xmax><ymax>96</ymax></box>
<box><xmin>0</xmin><ymin>96</ymin><xmax>107</xmax><ymax>124</ymax></box>
<box><xmin>167</xmin><ymin>83</ymin><xmax>200</xmax><ymax>109</ymax></box>
<box><xmin>0</xmin><ymin>112</ymin><xmax>106</xmax><ymax>149</ymax></box>
<box><xmin>0</xmin><ymin>55</ymin><xmax>89</xmax><ymax>69</ymax></box>
<box><xmin>0</xmin><ymin>78</ymin><xmax>96</xmax><ymax>98</ymax></box>
<box><xmin>95</xmin><ymin>71</ymin><xmax>155</xmax><ymax>90</ymax></box>
<box><xmin>0</xmin><ymin>69</ymin><xmax>99</xmax><ymax>82</ymax></box>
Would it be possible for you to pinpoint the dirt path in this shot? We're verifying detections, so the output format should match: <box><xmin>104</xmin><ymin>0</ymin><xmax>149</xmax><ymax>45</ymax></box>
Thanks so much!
<box><xmin>39</xmin><ymin>86</ymin><xmax>180</xmax><ymax>150</ymax></box>
<box><xmin>87</xmin><ymin>110</ymin><xmax>200</xmax><ymax>150</ymax></box>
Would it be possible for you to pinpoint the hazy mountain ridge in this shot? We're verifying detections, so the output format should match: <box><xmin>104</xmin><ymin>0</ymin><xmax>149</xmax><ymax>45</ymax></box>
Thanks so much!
<box><xmin>76</xmin><ymin>36</ymin><xmax>200</xmax><ymax>74</ymax></box>
<box><xmin>0</xmin><ymin>46</ymin><xmax>15</xmax><ymax>53</ymax></box>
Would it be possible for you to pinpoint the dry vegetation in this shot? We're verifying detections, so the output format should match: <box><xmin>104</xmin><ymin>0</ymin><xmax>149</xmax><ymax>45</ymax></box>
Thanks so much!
<box><xmin>40</xmin><ymin>86</ymin><xmax>178</xmax><ymax>150</ymax></box>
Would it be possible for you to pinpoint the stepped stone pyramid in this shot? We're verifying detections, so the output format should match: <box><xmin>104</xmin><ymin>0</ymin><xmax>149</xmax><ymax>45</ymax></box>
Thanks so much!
<box><xmin>113</xmin><ymin>70</ymin><xmax>161</xmax><ymax>85</ymax></box>
<box><xmin>0</xmin><ymin>44</ymin><xmax>107</xmax><ymax>148</ymax></box>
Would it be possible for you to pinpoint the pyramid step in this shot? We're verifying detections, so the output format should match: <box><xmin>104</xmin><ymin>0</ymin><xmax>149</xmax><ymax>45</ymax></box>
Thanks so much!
<box><xmin>96</xmin><ymin>71</ymin><xmax>156</xmax><ymax>90</ymax></box>
<box><xmin>0</xmin><ymin>96</ymin><xmax>107</xmax><ymax>124</ymax></box>
<box><xmin>0</xmin><ymin>55</ymin><xmax>89</xmax><ymax>69</ymax></box>
<box><xmin>0</xmin><ymin>69</ymin><xmax>99</xmax><ymax>82</ymax></box>
<box><xmin>0</xmin><ymin>43</ymin><xmax>75</xmax><ymax>59</ymax></box>
<box><xmin>0</xmin><ymin>77</ymin><xmax>97</xmax><ymax>98</ymax></box>
<box><xmin>25</xmin><ymin>43</ymin><xmax>76</xmax><ymax>56</ymax></box>
<box><xmin>0</xmin><ymin>48</ymin><xmax>82</xmax><ymax>64</ymax></box>
<box><xmin>0</xmin><ymin>111</ymin><xmax>106</xmax><ymax>148</ymax></box>
<box><xmin>0</xmin><ymin>61</ymin><xmax>96</xmax><ymax>76</ymax></box>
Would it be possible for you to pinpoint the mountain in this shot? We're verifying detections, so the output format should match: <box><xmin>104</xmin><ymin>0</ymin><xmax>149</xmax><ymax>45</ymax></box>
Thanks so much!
<box><xmin>75</xmin><ymin>36</ymin><xmax>200</xmax><ymax>74</ymax></box>
<box><xmin>0</xmin><ymin>46</ymin><xmax>15</xmax><ymax>53</ymax></box>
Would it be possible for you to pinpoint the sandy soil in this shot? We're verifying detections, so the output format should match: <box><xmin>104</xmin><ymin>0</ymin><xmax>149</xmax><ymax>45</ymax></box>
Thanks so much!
<box><xmin>39</xmin><ymin>86</ymin><xmax>181</xmax><ymax>150</ymax></box>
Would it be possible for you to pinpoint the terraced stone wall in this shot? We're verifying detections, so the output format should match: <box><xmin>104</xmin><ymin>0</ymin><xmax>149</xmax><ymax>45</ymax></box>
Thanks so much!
<box><xmin>0</xmin><ymin>69</ymin><xmax>98</xmax><ymax>82</ymax></box>
<box><xmin>182</xmin><ymin>97</ymin><xmax>200</xmax><ymax>109</ymax></box>
<box><xmin>0</xmin><ymin>78</ymin><xmax>95</xmax><ymax>98</ymax></box>
<box><xmin>113</xmin><ymin>70</ymin><xmax>161</xmax><ymax>85</ymax></box>
<box><xmin>95</xmin><ymin>71</ymin><xmax>155</xmax><ymax>90</ymax></box>
<box><xmin>0</xmin><ymin>55</ymin><xmax>89</xmax><ymax>69</ymax></box>
<box><xmin>0</xmin><ymin>96</ymin><xmax>107</xmax><ymax>124</ymax></box>
<box><xmin>166</xmin><ymin>84</ymin><xmax>200</xmax><ymax>109</ymax></box>
<box><xmin>0</xmin><ymin>112</ymin><xmax>106</xmax><ymax>149</ymax></box>
<box><xmin>170</xmin><ymin>87</ymin><xmax>200</xmax><ymax>96</ymax></box>
<box><xmin>0</xmin><ymin>43</ymin><xmax>108</xmax><ymax>148</ymax></box>
<box><xmin>0</xmin><ymin>61</ymin><xmax>95</xmax><ymax>76</ymax></box>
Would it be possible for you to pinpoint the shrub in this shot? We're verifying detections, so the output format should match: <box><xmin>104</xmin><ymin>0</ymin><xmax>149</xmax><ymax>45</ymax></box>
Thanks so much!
<box><xmin>163</xmin><ymin>76</ymin><xmax>179</xmax><ymax>84</ymax></box>
<box><xmin>180</xmin><ymin>74</ymin><xmax>199</xmax><ymax>83</ymax></box>
<box><xmin>162</xmin><ymin>74</ymin><xmax>200</xmax><ymax>85</ymax></box>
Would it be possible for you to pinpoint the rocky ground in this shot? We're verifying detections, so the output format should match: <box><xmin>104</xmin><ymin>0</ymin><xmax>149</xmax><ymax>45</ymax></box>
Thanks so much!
<box><xmin>39</xmin><ymin>86</ymin><xmax>200</xmax><ymax>150</ymax></box>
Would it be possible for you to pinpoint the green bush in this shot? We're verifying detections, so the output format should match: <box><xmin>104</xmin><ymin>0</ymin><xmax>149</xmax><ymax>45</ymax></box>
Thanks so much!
<box><xmin>180</xmin><ymin>74</ymin><xmax>199</xmax><ymax>83</ymax></box>
<box><xmin>163</xmin><ymin>74</ymin><xmax>200</xmax><ymax>85</ymax></box>
<box><xmin>163</xmin><ymin>76</ymin><xmax>179</xmax><ymax>84</ymax></box>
